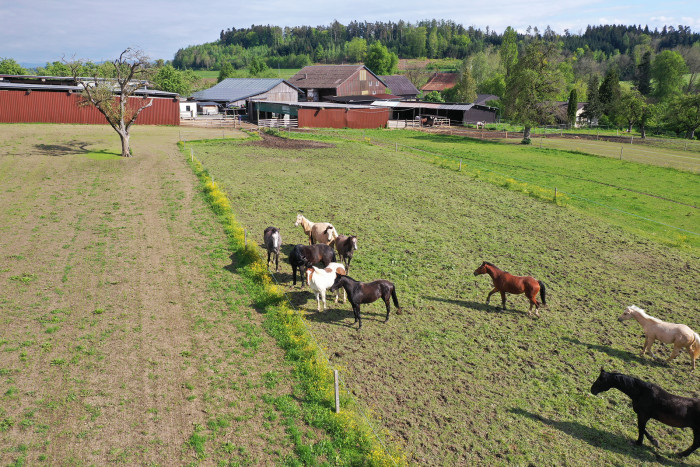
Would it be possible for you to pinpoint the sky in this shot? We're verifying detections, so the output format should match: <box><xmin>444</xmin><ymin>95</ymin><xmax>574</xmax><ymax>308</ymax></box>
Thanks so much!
<box><xmin>2</xmin><ymin>0</ymin><xmax>699</xmax><ymax>66</ymax></box>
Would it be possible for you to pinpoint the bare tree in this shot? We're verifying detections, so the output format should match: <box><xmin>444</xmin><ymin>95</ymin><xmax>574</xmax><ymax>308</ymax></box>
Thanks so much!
<box><xmin>69</xmin><ymin>48</ymin><xmax>154</xmax><ymax>157</ymax></box>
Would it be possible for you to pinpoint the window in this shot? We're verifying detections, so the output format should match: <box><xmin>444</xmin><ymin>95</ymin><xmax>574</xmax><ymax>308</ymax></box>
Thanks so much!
<box><xmin>359</xmin><ymin>70</ymin><xmax>367</xmax><ymax>81</ymax></box>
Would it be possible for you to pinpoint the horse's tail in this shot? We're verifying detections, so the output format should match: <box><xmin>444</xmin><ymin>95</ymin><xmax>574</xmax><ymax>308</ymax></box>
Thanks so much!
<box><xmin>391</xmin><ymin>286</ymin><xmax>402</xmax><ymax>314</ymax></box>
<box><xmin>538</xmin><ymin>280</ymin><xmax>547</xmax><ymax>306</ymax></box>
<box><xmin>692</xmin><ymin>333</ymin><xmax>700</xmax><ymax>360</ymax></box>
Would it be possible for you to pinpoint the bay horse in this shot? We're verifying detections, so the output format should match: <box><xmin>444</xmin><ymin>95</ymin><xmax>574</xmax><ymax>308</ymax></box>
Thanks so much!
<box><xmin>591</xmin><ymin>368</ymin><xmax>700</xmax><ymax>457</ymax></box>
<box><xmin>334</xmin><ymin>234</ymin><xmax>358</xmax><ymax>272</ymax></box>
<box><xmin>329</xmin><ymin>275</ymin><xmax>401</xmax><ymax>329</ymax></box>
<box><xmin>305</xmin><ymin>263</ymin><xmax>347</xmax><ymax>312</ymax></box>
<box><xmin>289</xmin><ymin>244</ymin><xmax>336</xmax><ymax>286</ymax></box>
<box><xmin>294</xmin><ymin>213</ymin><xmax>338</xmax><ymax>245</ymax></box>
<box><xmin>263</xmin><ymin>226</ymin><xmax>281</xmax><ymax>272</ymax></box>
<box><xmin>618</xmin><ymin>305</ymin><xmax>700</xmax><ymax>370</ymax></box>
<box><xmin>473</xmin><ymin>261</ymin><xmax>546</xmax><ymax>317</ymax></box>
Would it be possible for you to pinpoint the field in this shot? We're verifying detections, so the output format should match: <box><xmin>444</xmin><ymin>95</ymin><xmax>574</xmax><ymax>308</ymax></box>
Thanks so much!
<box><xmin>0</xmin><ymin>125</ymin><xmax>345</xmax><ymax>465</ymax></box>
<box><xmin>189</xmin><ymin>130</ymin><xmax>700</xmax><ymax>465</ymax></box>
<box><xmin>193</xmin><ymin>69</ymin><xmax>301</xmax><ymax>80</ymax></box>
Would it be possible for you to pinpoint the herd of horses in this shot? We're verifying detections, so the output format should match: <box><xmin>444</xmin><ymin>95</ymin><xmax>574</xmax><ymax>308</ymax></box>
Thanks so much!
<box><xmin>262</xmin><ymin>213</ymin><xmax>700</xmax><ymax>457</ymax></box>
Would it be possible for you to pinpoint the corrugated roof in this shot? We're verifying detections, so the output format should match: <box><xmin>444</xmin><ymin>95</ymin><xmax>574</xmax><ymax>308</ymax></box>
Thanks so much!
<box><xmin>421</xmin><ymin>73</ymin><xmax>460</xmax><ymax>92</ymax></box>
<box><xmin>192</xmin><ymin>78</ymin><xmax>295</xmax><ymax>103</ymax></box>
<box><xmin>0</xmin><ymin>81</ymin><xmax>178</xmax><ymax>98</ymax></box>
<box><xmin>288</xmin><ymin>65</ymin><xmax>387</xmax><ymax>90</ymax></box>
<box><xmin>380</xmin><ymin>75</ymin><xmax>419</xmax><ymax>96</ymax></box>
<box><xmin>371</xmin><ymin>101</ymin><xmax>476</xmax><ymax>111</ymax></box>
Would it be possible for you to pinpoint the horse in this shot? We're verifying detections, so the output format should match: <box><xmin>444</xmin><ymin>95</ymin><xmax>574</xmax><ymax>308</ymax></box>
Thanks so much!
<box><xmin>618</xmin><ymin>305</ymin><xmax>700</xmax><ymax>370</ymax></box>
<box><xmin>263</xmin><ymin>226</ymin><xmax>281</xmax><ymax>272</ymax></box>
<box><xmin>294</xmin><ymin>213</ymin><xmax>338</xmax><ymax>245</ymax></box>
<box><xmin>305</xmin><ymin>263</ymin><xmax>347</xmax><ymax>312</ymax></box>
<box><xmin>334</xmin><ymin>234</ymin><xmax>358</xmax><ymax>272</ymax></box>
<box><xmin>329</xmin><ymin>275</ymin><xmax>401</xmax><ymax>329</ymax></box>
<box><xmin>289</xmin><ymin>244</ymin><xmax>336</xmax><ymax>286</ymax></box>
<box><xmin>473</xmin><ymin>261</ymin><xmax>546</xmax><ymax>317</ymax></box>
<box><xmin>591</xmin><ymin>368</ymin><xmax>700</xmax><ymax>457</ymax></box>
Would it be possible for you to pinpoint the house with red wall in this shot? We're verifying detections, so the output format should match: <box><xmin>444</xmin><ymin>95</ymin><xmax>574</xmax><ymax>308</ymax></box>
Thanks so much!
<box><xmin>287</xmin><ymin>65</ymin><xmax>387</xmax><ymax>102</ymax></box>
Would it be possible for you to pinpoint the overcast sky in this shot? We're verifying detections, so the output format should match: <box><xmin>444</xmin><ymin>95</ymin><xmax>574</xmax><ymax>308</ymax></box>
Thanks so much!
<box><xmin>2</xmin><ymin>0</ymin><xmax>698</xmax><ymax>65</ymax></box>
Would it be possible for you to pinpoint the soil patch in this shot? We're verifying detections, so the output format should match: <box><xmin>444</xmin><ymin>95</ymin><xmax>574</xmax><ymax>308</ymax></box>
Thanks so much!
<box><xmin>246</xmin><ymin>131</ymin><xmax>336</xmax><ymax>149</ymax></box>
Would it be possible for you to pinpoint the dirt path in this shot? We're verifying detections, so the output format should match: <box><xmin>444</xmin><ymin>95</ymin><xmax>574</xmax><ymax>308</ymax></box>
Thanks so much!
<box><xmin>0</xmin><ymin>124</ymin><xmax>326</xmax><ymax>465</ymax></box>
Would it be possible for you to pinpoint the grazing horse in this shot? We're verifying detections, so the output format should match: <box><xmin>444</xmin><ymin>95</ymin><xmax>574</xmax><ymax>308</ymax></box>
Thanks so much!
<box><xmin>618</xmin><ymin>305</ymin><xmax>700</xmax><ymax>370</ymax></box>
<box><xmin>305</xmin><ymin>263</ymin><xmax>347</xmax><ymax>312</ymax></box>
<box><xmin>591</xmin><ymin>368</ymin><xmax>700</xmax><ymax>457</ymax></box>
<box><xmin>329</xmin><ymin>275</ymin><xmax>401</xmax><ymax>329</ymax></box>
<box><xmin>289</xmin><ymin>244</ymin><xmax>336</xmax><ymax>286</ymax></box>
<box><xmin>334</xmin><ymin>235</ymin><xmax>358</xmax><ymax>272</ymax></box>
<box><xmin>473</xmin><ymin>261</ymin><xmax>546</xmax><ymax>317</ymax></box>
<box><xmin>263</xmin><ymin>226</ymin><xmax>281</xmax><ymax>272</ymax></box>
<box><xmin>294</xmin><ymin>213</ymin><xmax>338</xmax><ymax>245</ymax></box>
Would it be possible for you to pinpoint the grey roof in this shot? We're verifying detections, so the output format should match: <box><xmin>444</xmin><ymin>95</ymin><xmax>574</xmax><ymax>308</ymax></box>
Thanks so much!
<box><xmin>192</xmin><ymin>78</ymin><xmax>296</xmax><ymax>103</ymax></box>
<box><xmin>0</xmin><ymin>81</ymin><xmax>178</xmax><ymax>97</ymax></box>
<box><xmin>380</xmin><ymin>75</ymin><xmax>419</xmax><ymax>96</ymax></box>
<box><xmin>474</xmin><ymin>94</ymin><xmax>500</xmax><ymax>105</ymax></box>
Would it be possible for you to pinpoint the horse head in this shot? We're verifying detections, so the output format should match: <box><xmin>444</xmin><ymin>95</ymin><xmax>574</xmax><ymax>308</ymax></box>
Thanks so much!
<box><xmin>329</xmin><ymin>273</ymin><xmax>345</xmax><ymax>292</ymax></box>
<box><xmin>324</xmin><ymin>225</ymin><xmax>338</xmax><ymax>243</ymax></box>
<box><xmin>590</xmin><ymin>368</ymin><xmax>613</xmax><ymax>395</ymax></box>
<box><xmin>351</xmin><ymin>236</ymin><xmax>358</xmax><ymax>250</ymax></box>
<box><xmin>618</xmin><ymin>305</ymin><xmax>641</xmax><ymax>322</ymax></box>
<box><xmin>473</xmin><ymin>261</ymin><xmax>489</xmax><ymax>276</ymax></box>
<box><xmin>294</xmin><ymin>213</ymin><xmax>304</xmax><ymax>227</ymax></box>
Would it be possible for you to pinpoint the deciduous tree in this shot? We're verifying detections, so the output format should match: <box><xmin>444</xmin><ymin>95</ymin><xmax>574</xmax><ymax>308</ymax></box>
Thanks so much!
<box><xmin>652</xmin><ymin>50</ymin><xmax>688</xmax><ymax>100</ymax></box>
<box><xmin>365</xmin><ymin>41</ymin><xmax>398</xmax><ymax>75</ymax></box>
<box><xmin>0</xmin><ymin>58</ymin><xmax>27</xmax><ymax>75</ymax></box>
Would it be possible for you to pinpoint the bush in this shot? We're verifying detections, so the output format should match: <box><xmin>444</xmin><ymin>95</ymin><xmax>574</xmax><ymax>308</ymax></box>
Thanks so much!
<box><xmin>521</xmin><ymin>137</ymin><xmax>532</xmax><ymax>145</ymax></box>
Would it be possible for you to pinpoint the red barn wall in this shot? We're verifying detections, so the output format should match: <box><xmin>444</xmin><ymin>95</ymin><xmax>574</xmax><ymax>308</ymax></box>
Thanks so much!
<box><xmin>336</xmin><ymin>69</ymin><xmax>387</xmax><ymax>97</ymax></box>
<box><xmin>0</xmin><ymin>90</ymin><xmax>179</xmax><ymax>125</ymax></box>
<box><xmin>298</xmin><ymin>108</ymin><xmax>388</xmax><ymax>129</ymax></box>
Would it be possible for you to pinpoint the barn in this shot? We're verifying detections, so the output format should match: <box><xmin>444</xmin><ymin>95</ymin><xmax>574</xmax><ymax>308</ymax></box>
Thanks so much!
<box><xmin>250</xmin><ymin>100</ymin><xmax>389</xmax><ymax>129</ymax></box>
<box><xmin>380</xmin><ymin>75</ymin><xmax>420</xmax><ymax>99</ymax></box>
<box><xmin>0</xmin><ymin>74</ymin><xmax>179</xmax><ymax>125</ymax></box>
<box><xmin>191</xmin><ymin>78</ymin><xmax>299</xmax><ymax>114</ymax></box>
<box><xmin>288</xmin><ymin>65</ymin><xmax>387</xmax><ymax>101</ymax></box>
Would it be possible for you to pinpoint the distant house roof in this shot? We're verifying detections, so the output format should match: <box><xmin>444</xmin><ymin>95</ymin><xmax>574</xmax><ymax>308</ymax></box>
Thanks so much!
<box><xmin>421</xmin><ymin>73</ymin><xmax>460</xmax><ymax>92</ymax></box>
<box><xmin>192</xmin><ymin>78</ymin><xmax>298</xmax><ymax>103</ymax></box>
<box><xmin>325</xmin><ymin>93</ymin><xmax>401</xmax><ymax>104</ymax></box>
<box><xmin>474</xmin><ymin>94</ymin><xmax>500</xmax><ymax>105</ymax></box>
<box><xmin>288</xmin><ymin>65</ymin><xmax>386</xmax><ymax>90</ymax></box>
<box><xmin>380</xmin><ymin>75</ymin><xmax>419</xmax><ymax>97</ymax></box>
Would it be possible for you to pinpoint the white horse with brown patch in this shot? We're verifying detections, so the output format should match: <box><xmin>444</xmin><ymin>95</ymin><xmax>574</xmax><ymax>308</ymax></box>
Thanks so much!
<box><xmin>294</xmin><ymin>213</ymin><xmax>338</xmax><ymax>245</ymax></box>
<box><xmin>619</xmin><ymin>305</ymin><xmax>700</xmax><ymax>370</ymax></box>
<box><xmin>305</xmin><ymin>262</ymin><xmax>346</xmax><ymax>312</ymax></box>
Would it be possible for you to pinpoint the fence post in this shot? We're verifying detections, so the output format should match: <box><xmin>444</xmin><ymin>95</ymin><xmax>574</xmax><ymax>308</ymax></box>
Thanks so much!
<box><xmin>244</xmin><ymin>229</ymin><xmax>247</xmax><ymax>247</ymax></box>
<box><xmin>620</xmin><ymin>147</ymin><xmax>623</xmax><ymax>160</ymax></box>
<box><xmin>459</xmin><ymin>159</ymin><xmax>462</xmax><ymax>171</ymax></box>
<box><xmin>190</xmin><ymin>147</ymin><xmax>193</xmax><ymax>163</ymax></box>
<box><xmin>554</xmin><ymin>187</ymin><xmax>557</xmax><ymax>202</ymax></box>
<box><xmin>334</xmin><ymin>370</ymin><xmax>340</xmax><ymax>414</ymax></box>
<box><xmin>630</xmin><ymin>136</ymin><xmax>633</xmax><ymax>145</ymax></box>
<box><xmin>395</xmin><ymin>142</ymin><xmax>398</xmax><ymax>152</ymax></box>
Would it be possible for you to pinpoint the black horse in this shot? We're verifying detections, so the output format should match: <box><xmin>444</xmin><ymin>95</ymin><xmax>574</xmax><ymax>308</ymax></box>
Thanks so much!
<box><xmin>329</xmin><ymin>275</ymin><xmax>401</xmax><ymax>329</ymax></box>
<box><xmin>591</xmin><ymin>368</ymin><xmax>700</xmax><ymax>457</ymax></box>
<box><xmin>289</xmin><ymin>244</ymin><xmax>336</xmax><ymax>286</ymax></box>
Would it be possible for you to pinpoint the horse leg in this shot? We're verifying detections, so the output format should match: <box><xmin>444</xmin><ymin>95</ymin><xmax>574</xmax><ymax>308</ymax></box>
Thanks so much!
<box><xmin>667</xmin><ymin>344</ymin><xmax>682</xmax><ymax>364</ymax></box>
<box><xmin>486</xmin><ymin>288</ymin><xmax>498</xmax><ymax>304</ymax></box>
<box><xmin>275</xmin><ymin>252</ymin><xmax>279</xmax><ymax>273</ymax></box>
<box><xmin>316</xmin><ymin>292</ymin><xmax>322</xmax><ymax>312</ymax></box>
<box><xmin>500</xmin><ymin>291</ymin><xmax>506</xmax><ymax>310</ymax></box>
<box><xmin>641</xmin><ymin>336</ymin><xmax>654</xmax><ymax>357</ymax></box>
<box><xmin>687</xmin><ymin>347</ymin><xmax>697</xmax><ymax>370</ymax></box>
<box><xmin>321</xmin><ymin>290</ymin><xmax>327</xmax><ymax>311</ymax></box>
<box><xmin>292</xmin><ymin>264</ymin><xmax>297</xmax><ymax>285</ymax></box>
<box><xmin>383</xmin><ymin>295</ymin><xmax>391</xmax><ymax>322</ymax></box>
<box><xmin>636</xmin><ymin>415</ymin><xmax>658</xmax><ymax>447</ymax></box>
<box><xmin>677</xmin><ymin>429</ymin><xmax>700</xmax><ymax>457</ymax></box>
<box><xmin>267</xmin><ymin>250</ymin><xmax>272</xmax><ymax>268</ymax></box>
<box><xmin>353</xmin><ymin>305</ymin><xmax>362</xmax><ymax>328</ymax></box>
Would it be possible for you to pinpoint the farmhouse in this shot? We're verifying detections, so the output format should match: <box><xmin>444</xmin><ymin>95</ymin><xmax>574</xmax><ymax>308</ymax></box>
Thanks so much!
<box><xmin>288</xmin><ymin>65</ymin><xmax>387</xmax><ymax>101</ymax></box>
<box><xmin>554</xmin><ymin>101</ymin><xmax>588</xmax><ymax>127</ymax></box>
<box><xmin>191</xmin><ymin>78</ymin><xmax>299</xmax><ymax>115</ymax></box>
<box><xmin>0</xmin><ymin>74</ymin><xmax>179</xmax><ymax>125</ymax></box>
<box><xmin>379</xmin><ymin>75</ymin><xmax>420</xmax><ymax>99</ymax></box>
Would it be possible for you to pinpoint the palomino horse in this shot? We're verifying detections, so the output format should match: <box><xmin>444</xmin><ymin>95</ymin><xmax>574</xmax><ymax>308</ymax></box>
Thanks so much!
<box><xmin>288</xmin><ymin>244</ymin><xmax>336</xmax><ymax>286</ymax></box>
<box><xmin>305</xmin><ymin>263</ymin><xmax>346</xmax><ymax>312</ymax></box>
<box><xmin>473</xmin><ymin>261</ymin><xmax>546</xmax><ymax>317</ymax></box>
<box><xmin>294</xmin><ymin>213</ymin><xmax>338</xmax><ymax>245</ymax></box>
<box><xmin>618</xmin><ymin>305</ymin><xmax>700</xmax><ymax>370</ymax></box>
<box><xmin>263</xmin><ymin>226</ymin><xmax>281</xmax><ymax>272</ymax></box>
<box><xmin>591</xmin><ymin>368</ymin><xmax>700</xmax><ymax>457</ymax></box>
<box><xmin>329</xmin><ymin>275</ymin><xmax>401</xmax><ymax>329</ymax></box>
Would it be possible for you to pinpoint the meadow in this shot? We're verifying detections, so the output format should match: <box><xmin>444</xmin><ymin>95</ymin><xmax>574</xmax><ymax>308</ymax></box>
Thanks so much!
<box><xmin>189</xmin><ymin>129</ymin><xmax>700</xmax><ymax>465</ymax></box>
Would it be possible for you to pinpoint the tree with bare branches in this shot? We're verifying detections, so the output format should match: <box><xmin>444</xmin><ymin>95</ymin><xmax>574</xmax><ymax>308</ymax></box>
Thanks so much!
<box><xmin>69</xmin><ymin>48</ymin><xmax>154</xmax><ymax>157</ymax></box>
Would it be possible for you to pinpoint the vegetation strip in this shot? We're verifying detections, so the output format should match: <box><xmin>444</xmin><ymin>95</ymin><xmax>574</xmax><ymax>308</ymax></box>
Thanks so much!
<box><xmin>180</xmin><ymin>139</ymin><xmax>406</xmax><ymax>466</ymax></box>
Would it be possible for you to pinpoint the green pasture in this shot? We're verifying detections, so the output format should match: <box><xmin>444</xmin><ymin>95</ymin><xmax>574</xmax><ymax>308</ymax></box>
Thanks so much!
<box><xmin>187</xmin><ymin>131</ymin><xmax>700</xmax><ymax>465</ymax></box>
<box><xmin>192</xmin><ymin>68</ymin><xmax>301</xmax><ymax>80</ymax></box>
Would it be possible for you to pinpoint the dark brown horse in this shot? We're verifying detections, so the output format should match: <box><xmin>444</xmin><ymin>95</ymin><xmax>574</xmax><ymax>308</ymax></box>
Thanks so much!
<box><xmin>473</xmin><ymin>261</ymin><xmax>546</xmax><ymax>317</ymax></box>
<box><xmin>329</xmin><ymin>275</ymin><xmax>401</xmax><ymax>329</ymax></box>
<box><xmin>289</xmin><ymin>244</ymin><xmax>336</xmax><ymax>286</ymax></box>
<box><xmin>334</xmin><ymin>234</ymin><xmax>358</xmax><ymax>272</ymax></box>
<box><xmin>263</xmin><ymin>226</ymin><xmax>281</xmax><ymax>272</ymax></box>
<box><xmin>591</xmin><ymin>368</ymin><xmax>700</xmax><ymax>457</ymax></box>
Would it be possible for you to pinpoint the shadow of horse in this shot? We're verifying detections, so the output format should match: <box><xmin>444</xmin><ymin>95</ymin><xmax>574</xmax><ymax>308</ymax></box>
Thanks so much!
<box><xmin>302</xmin><ymin>301</ymin><xmax>392</xmax><ymax>329</ymax></box>
<box><xmin>422</xmin><ymin>296</ymin><xmax>521</xmax><ymax>315</ymax></box>
<box><xmin>509</xmin><ymin>408</ymin><xmax>680</xmax><ymax>465</ymax></box>
<box><xmin>562</xmin><ymin>337</ymin><xmax>669</xmax><ymax>368</ymax></box>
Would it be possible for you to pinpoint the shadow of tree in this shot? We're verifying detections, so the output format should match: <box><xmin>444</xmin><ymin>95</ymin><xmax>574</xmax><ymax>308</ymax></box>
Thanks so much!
<box><xmin>34</xmin><ymin>140</ymin><xmax>90</xmax><ymax>156</ymax></box>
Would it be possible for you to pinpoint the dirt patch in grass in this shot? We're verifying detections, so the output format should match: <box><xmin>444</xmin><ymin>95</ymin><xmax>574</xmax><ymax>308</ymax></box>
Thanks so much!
<box><xmin>246</xmin><ymin>131</ymin><xmax>336</xmax><ymax>149</ymax></box>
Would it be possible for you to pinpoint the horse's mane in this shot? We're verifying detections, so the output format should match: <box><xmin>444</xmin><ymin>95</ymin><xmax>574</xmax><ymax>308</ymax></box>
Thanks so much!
<box><xmin>608</xmin><ymin>371</ymin><xmax>657</xmax><ymax>393</ymax></box>
<box><xmin>483</xmin><ymin>261</ymin><xmax>497</xmax><ymax>268</ymax></box>
<box><xmin>629</xmin><ymin>306</ymin><xmax>664</xmax><ymax>324</ymax></box>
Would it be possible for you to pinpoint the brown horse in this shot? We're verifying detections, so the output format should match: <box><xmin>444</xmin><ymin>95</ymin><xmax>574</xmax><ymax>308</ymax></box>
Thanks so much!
<box><xmin>473</xmin><ymin>261</ymin><xmax>546</xmax><ymax>317</ymax></box>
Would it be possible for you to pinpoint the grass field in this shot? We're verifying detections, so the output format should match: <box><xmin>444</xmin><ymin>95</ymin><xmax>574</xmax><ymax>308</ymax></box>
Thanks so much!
<box><xmin>192</xmin><ymin>69</ymin><xmax>301</xmax><ymax>80</ymax></box>
<box><xmin>0</xmin><ymin>124</ymin><xmax>346</xmax><ymax>465</ymax></box>
<box><xmin>189</xmin><ymin>130</ymin><xmax>700</xmax><ymax>465</ymax></box>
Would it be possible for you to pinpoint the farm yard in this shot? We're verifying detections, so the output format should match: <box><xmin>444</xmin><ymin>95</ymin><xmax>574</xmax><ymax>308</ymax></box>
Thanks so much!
<box><xmin>1</xmin><ymin>123</ymin><xmax>699</xmax><ymax>465</ymax></box>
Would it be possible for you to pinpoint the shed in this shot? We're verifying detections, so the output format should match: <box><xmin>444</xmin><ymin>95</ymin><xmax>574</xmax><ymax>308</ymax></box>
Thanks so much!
<box><xmin>192</xmin><ymin>78</ymin><xmax>299</xmax><ymax>110</ymax></box>
<box><xmin>288</xmin><ymin>65</ymin><xmax>387</xmax><ymax>101</ymax></box>
<box><xmin>371</xmin><ymin>101</ymin><xmax>498</xmax><ymax>125</ymax></box>
<box><xmin>380</xmin><ymin>75</ymin><xmax>419</xmax><ymax>99</ymax></box>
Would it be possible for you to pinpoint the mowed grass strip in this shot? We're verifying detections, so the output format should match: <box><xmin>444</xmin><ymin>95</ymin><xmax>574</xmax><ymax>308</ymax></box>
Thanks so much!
<box><xmin>189</xmin><ymin>131</ymin><xmax>700</xmax><ymax>465</ymax></box>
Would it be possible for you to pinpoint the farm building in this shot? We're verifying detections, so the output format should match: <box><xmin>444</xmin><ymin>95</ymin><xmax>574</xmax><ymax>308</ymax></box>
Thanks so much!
<box><xmin>191</xmin><ymin>78</ymin><xmax>298</xmax><ymax>113</ymax></box>
<box><xmin>250</xmin><ymin>100</ymin><xmax>389</xmax><ymax>129</ymax></box>
<box><xmin>371</xmin><ymin>101</ymin><xmax>498</xmax><ymax>126</ymax></box>
<box><xmin>421</xmin><ymin>72</ymin><xmax>459</xmax><ymax>93</ymax></box>
<box><xmin>0</xmin><ymin>74</ymin><xmax>180</xmax><ymax>125</ymax></box>
<box><xmin>554</xmin><ymin>101</ymin><xmax>588</xmax><ymax>127</ymax></box>
<box><xmin>287</xmin><ymin>65</ymin><xmax>387</xmax><ymax>101</ymax></box>
<box><xmin>474</xmin><ymin>94</ymin><xmax>500</xmax><ymax>106</ymax></box>
<box><xmin>324</xmin><ymin>93</ymin><xmax>401</xmax><ymax>105</ymax></box>
<box><xmin>379</xmin><ymin>75</ymin><xmax>420</xmax><ymax>99</ymax></box>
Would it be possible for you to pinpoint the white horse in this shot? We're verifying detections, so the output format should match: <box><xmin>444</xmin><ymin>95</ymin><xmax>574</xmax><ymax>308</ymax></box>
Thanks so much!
<box><xmin>619</xmin><ymin>305</ymin><xmax>700</xmax><ymax>370</ymax></box>
<box><xmin>305</xmin><ymin>263</ymin><xmax>346</xmax><ymax>312</ymax></box>
<box><xmin>294</xmin><ymin>213</ymin><xmax>338</xmax><ymax>245</ymax></box>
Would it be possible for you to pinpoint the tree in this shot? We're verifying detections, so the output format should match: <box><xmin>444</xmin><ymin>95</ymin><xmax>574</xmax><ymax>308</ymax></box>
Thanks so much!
<box><xmin>500</xmin><ymin>26</ymin><xmax>518</xmax><ymax>79</ymax></box>
<box><xmin>365</xmin><ymin>41</ymin><xmax>398</xmax><ymax>75</ymax></box>
<box><xmin>504</xmin><ymin>40</ymin><xmax>564</xmax><ymax>140</ymax></box>
<box><xmin>567</xmin><ymin>89</ymin><xmax>578</xmax><ymax>127</ymax></box>
<box><xmin>0</xmin><ymin>58</ymin><xmax>27</xmax><ymax>75</ymax></box>
<box><xmin>69</xmin><ymin>48</ymin><xmax>154</xmax><ymax>158</ymax></box>
<box><xmin>678</xmin><ymin>43</ymin><xmax>700</xmax><ymax>93</ymax></box>
<box><xmin>581</xmin><ymin>75</ymin><xmax>602</xmax><ymax>123</ymax></box>
<box><xmin>346</xmin><ymin>37</ymin><xmax>367</xmax><ymax>63</ymax></box>
<box><xmin>218</xmin><ymin>62</ymin><xmax>235</xmax><ymax>82</ymax></box>
<box><xmin>617</xmin><ymin>88</ymin><xmax>649</xmax><ymax>134</ymax></box>
<box><xmin>598</xmin><ymin>68</ymin><xmax>622</xmax><ymax>122</ymax></box>
<box><xmin>651</xmin><ymin>50</ymin><xmax>688</xmax><ymax>100</ymax></box>
<box><xmin>668</xmin><ymin>94</ymin><xmax>700</xmax><ymax>139</ymax></box>
<box><xmin>636</xmin><ymin>51</ymin><xmax>652</xmax><ymax>96</ymax></box>
<box><xmin>423</xmin><ymin>90</ymin><xmax>445</xmax><ymax>103</ymax></box>
<box><xmin>444</xmin><ymin>64</ymin><xmax>476</xmax><ymax>103</ymax></box>
<box><xmin>152</xmin><ymin>65</ymin><xmax>199</xmax><ymax>96</ymax></box>
<box><xmin>248</xmin><ymin>56</ymin><xmax>268</xmax><ymax>76</ymax></box>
